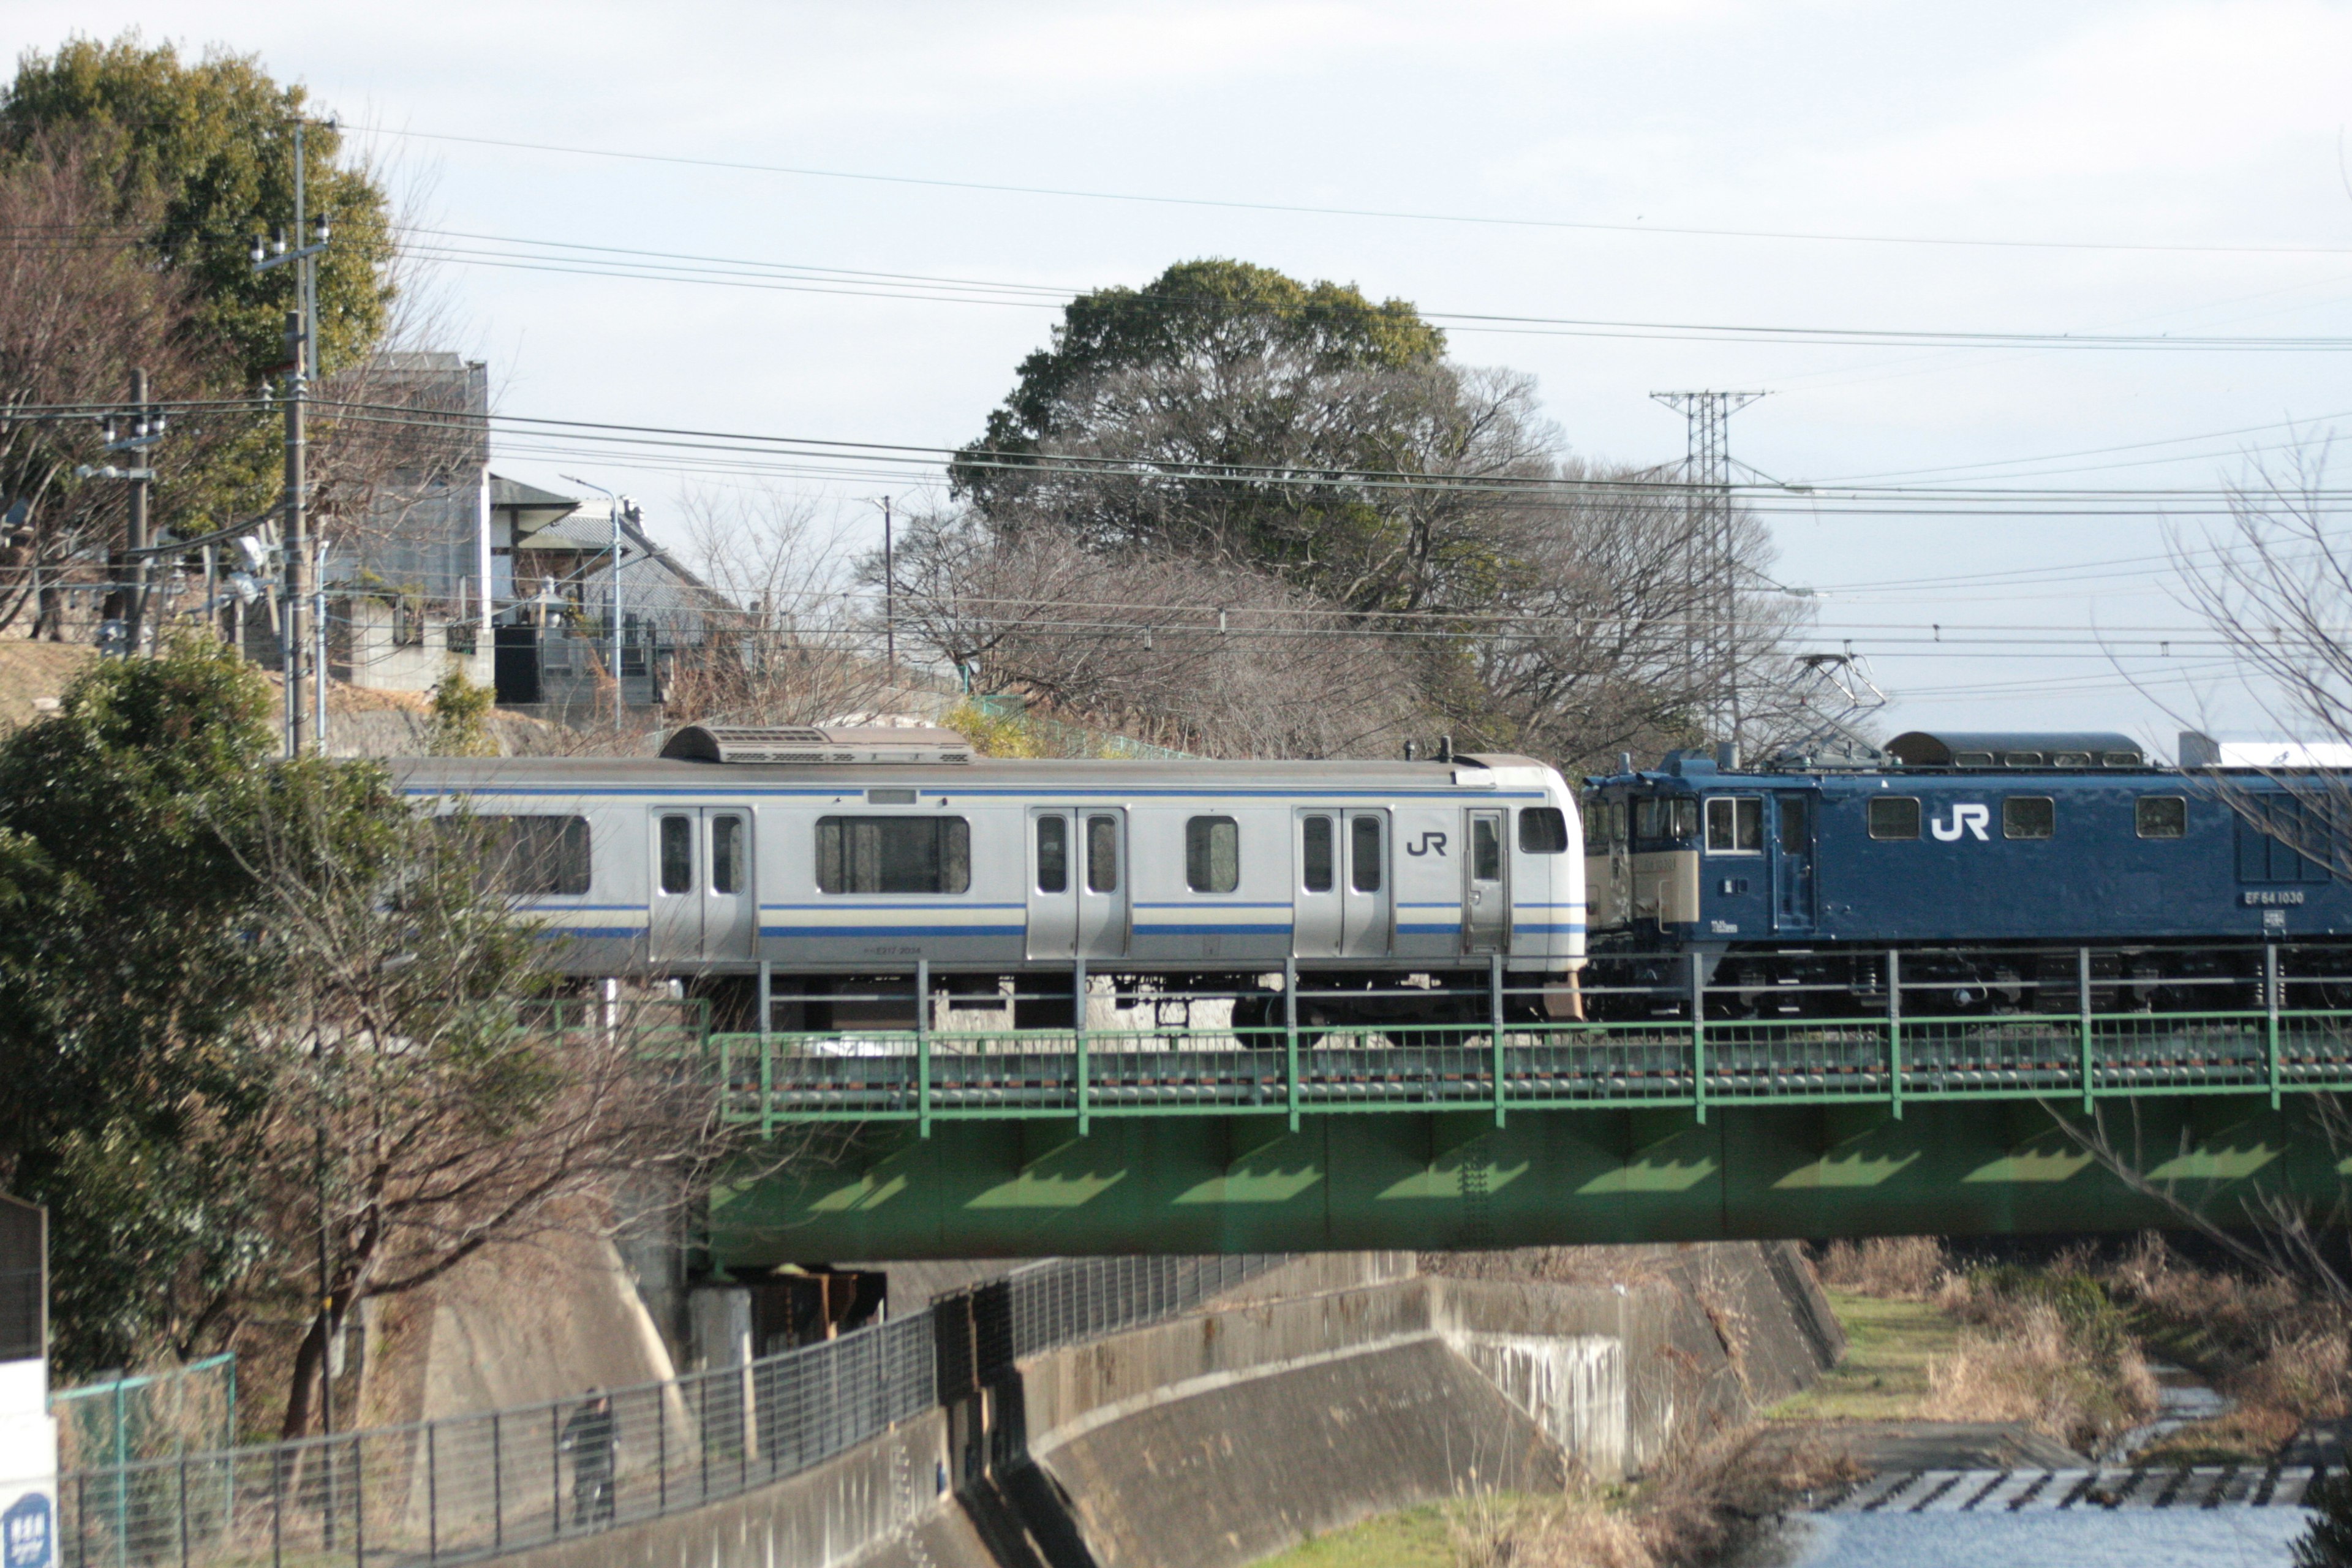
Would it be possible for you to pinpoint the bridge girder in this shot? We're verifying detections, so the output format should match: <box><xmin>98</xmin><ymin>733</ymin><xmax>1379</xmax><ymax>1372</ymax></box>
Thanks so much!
<box><xmin>711</xmin><ymin>1096</ymin><xmax>2343</xmax><ymax>1265</ymax></box>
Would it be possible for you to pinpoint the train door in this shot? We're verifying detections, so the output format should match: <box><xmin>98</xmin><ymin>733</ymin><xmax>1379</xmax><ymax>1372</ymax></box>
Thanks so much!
<box><xmin>1463</xmin><ymin>808</ymin><xmax>1507</xmax><ymax>954</ymax></box>
<box><xmin>1025</xmin><ymin>807</ymin><xmax>1128</xmax><ymax>960</ymax></box>
<box><xmin>1341</xmin><ymin>810</ymin><xmax>1392</xmax><ymax>957</ymax></box>
<box><xmin>1771</xmin><ymin>793</ymin><xmax>1815</xmax><ymax>933</ymax></box>
<box><xmin>649</xmin><ymin>808</ymin><xmax>756</xmax><ymax>963</ymax></box>
<box><xmin>1293</xmin><ymin>810</ymin><xmax>1341</xmax><ymax>957</ymax></box>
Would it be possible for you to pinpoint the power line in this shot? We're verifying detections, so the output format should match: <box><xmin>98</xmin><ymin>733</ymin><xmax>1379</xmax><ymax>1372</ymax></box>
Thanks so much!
<box><xmin>365</xmin><ymin>125</ymin><xmax>2352</xmax><ymax>259</ymax></box>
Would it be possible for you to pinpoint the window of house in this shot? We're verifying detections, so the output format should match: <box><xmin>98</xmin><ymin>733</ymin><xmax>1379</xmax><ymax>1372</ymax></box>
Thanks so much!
<box><xmin>2136</xmin><ymin>796</ymin><xmax>2187</xmax><ymax>840</ymax></box>
<box><xmin>2003</xmin><ymin>797</ymin><xmax>2056</xmax><ymax>840</ymax></box>
<box><xmin>1519</xmin><ymin>806</ymin><xmax>1569</xmax><ymax>854</ymax></box>
<box><xmin>1868</xmin><ymin>797</ymin><xmax>1921</xmax><ymax>841</ymax></box>
<box><xmin>1705</xmin><ymin>797</ymin><xmax>1763</xmax><ymax>853</ymax></box>
<box><xmin>816</xmin><ymin>816</ymin><xmax>972</xmax><ymax>894</ymax></box>
<box><xmin>1186</xmin><ymin>816</ymin><xmax>1240</xmax><ymax>893</ymax></box>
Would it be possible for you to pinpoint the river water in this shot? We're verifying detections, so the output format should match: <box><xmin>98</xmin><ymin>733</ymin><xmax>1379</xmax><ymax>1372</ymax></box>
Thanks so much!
<box><xmin>1774</xmin><ymin>1362</ymin><xmax>2319</xmax><ymax>1567</ymax></box>
<box><xmin>1780</xmin><ymin>1507</ymin><xmax>2311</xmax><ymax>1567</ymax></box>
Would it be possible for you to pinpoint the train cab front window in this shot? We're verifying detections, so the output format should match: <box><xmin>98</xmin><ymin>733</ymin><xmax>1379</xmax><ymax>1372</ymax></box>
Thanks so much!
<box><xmin>1519</xmin><ymin>806</ymin><xmax>1569</xmax><ymax>854</ymax></box>
<box><xmin>1632</xmin><ymin>796</ymin><xmax>1697</xmax><ymax>846</ymax></box>
<box><xmin>1704</xmin><ymin>797</ymin><xmax>1763</xmax><ymax>853</ymax></box>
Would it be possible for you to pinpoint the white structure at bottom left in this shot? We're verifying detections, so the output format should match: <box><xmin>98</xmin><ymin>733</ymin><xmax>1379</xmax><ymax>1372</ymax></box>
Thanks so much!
<box><xmin>0</xmin><ymin>1195</ymin><xmax>52</xmax><ymax>1568</ymax></box>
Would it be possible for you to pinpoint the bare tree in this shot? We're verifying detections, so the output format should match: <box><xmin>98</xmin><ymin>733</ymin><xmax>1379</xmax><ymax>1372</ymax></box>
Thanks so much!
<box><xmin>227</xmin><ymin>786</ymin><xmax>736</xmax><ymax>1438</ymax></box>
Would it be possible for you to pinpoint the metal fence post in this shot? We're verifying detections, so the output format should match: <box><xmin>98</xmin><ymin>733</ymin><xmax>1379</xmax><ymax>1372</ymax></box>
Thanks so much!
<box><xmin>178</xmin><ymin>1453</ymin><xmax>189</xmax><ymax>1568</ymax></box>
<box><xmin>916</xmin><ymin>960</ymin><xmax>932</xmax><ymax>1138</ymax></box>
<box><xmin>491</xmin><ymin>1411</ymin><xmax>502</xmax><ymax>1553</ymax></box>
<box><xmin>2078</xmin><ymin>946</ymin><xmax>2095</xmax><ymax>1114</ymax></box>
<box><xmin>426</xmin><ymin>1422</ymin><xmax>438</xmax><ymax>1564</ymax></box>
<box><xmin>2267</xmin><ymin>943</ymin><xmax>2283</xmax><ymax>1109</ymax></box>
<box><xmin>552</xmin><ymin>1405</ymin><xmax>563</xmax><ymax>1539</ymax></box>
<box><xmin>658</xmin><ymin>1378</ymin><xmax>669</xmax><ymax>1515</ymax></box>
<box><xmin>352</xmin><ymin>1433</ymin><xmax>363</xmax><ymax>1566</ymax></box>
<box><xmin>1074</xmin><ymin>957</ymin><xmax>1090</xmax><ymax>1136</ymax></box>
<box><xmin>1887</xmin><ymin>949</ymin><xmax>1902</xmax><ymax>1120</ymax></box>
<box><xmin>1489</xmin><ymin>952</ymin><xmax>1506</xmax><ymax>1128</ymax></box>
<box><xmin>1284</xmin><ymin>957</ymin><xmax>1300</xmax><ymax>1133</ymax></box>
<box><xmin>1689</xmin><ymin>951</ymin><xmax>1708</xmax><ymax>1124</ymax></box>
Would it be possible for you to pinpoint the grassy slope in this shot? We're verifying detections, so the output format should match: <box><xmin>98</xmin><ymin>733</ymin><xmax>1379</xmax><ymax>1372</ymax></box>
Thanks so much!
<box><xmin>1250</xmin><ymin>1504</ymin><xmax>1453</xmax><ymax>1568</ymax></box>
<box><xmin>1768</xmin><ymin>1291</ymin><xmax>1966</xmax><ymax>1422</ymax></box>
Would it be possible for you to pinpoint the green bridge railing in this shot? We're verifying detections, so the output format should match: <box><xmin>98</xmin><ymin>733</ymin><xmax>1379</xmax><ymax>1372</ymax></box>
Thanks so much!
<box><xmin>710</xmin><ymin>1008</ymin><xmax>2352</xmax><ymax>1136</ymax></box>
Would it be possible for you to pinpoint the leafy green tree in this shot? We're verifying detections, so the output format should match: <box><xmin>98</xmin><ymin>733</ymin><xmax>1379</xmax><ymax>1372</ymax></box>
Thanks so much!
<box><xmin>1</xmin><ymin>32</ymin><xmax>397</xmax><ymax>383</ymax></box>
<box><xmin>949</xmin><ymin>260</ymin><xmax>1492</xmax><ymax>611</ymax></box>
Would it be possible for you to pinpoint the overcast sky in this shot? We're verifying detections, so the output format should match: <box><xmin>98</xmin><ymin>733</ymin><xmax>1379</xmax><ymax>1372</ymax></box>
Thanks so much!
<box><xmin>17</xmin><ymin>0</ymin><xmax>2352</xmax><ymax>751</ymax></box>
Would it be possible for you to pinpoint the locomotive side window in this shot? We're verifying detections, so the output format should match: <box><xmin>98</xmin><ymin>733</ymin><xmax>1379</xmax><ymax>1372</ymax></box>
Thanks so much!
<box><xmin>1868</xmin><ymin>797</ymin><xmax>1921</xmax><ymax>840</ymax></box>
<box><xmin>658</xmin><ymin>814</ymin><xmax>693</xmax><ymax>894</ymax></box>
<box><xmin>1302</xmin><ymin>815</ymin><xmax>1335</xmax><ymax>892</ymax></box>
<box><xmin>1036</xmin><ymin>816</ymin><xmax>1068</xmax><ymax>893</ymax></box>
<box><xmin>446</xmin><ymin>814</ymin><xmax>592</xmax><ymax>895</ymax></box>
<box><xmin>1351</xmin><ymin>815</ymin><xmax>1383</xmax><ymax>892</ymax></box>
<box><xmin>1952</xmin><ymin>751</ymin><xmax>1995</xmax><ymax>767</ymax></box>
<box><xmin>2136</xmin><ymin>796</ymin><xmax>2187</xmax><ymax>840</ymax></box>
<box><xmin>1704</xmin><ymin>797</ymin><xmax>1762</xmax><ymax>853</ymax></box>
<box><xmin>1519</xmin><ymin>806</ymin><xmax>1569</xmax><ymax>854</ymax></box>
<box><xmin>816</xmin><ymin>816</ymin><xmax>973</xmax><ymax>894</ymax></box>
<box><xmin>1086</xmin><ymin>814</ymin><xmax>1119</xmax><ymax>893</ymax></box>
<box><xmin>2103</xmin><ymin>752</ymin><xmax>2139</xmax><ymax>767</ymax></box>
<box><xmin>2004</xmin><ymin>752</ymin><xmax>2045</xmax><ymax>768</ymax></box>
<box><xmin>2003</xmin><ymin>797</ymin><xmax>2055</xmax><ymax>840</ymax></box>
<box><xmin>1186</xmin><ymin>816</ymin><xmax>1240</xmax><ymax>893</ymax></box>
<box><xmin>2052</xmin><ymin>751</ymin><xmax>2091</xmax><ymax>768</ymax></box>
<box><xmin>711</xmin><ymin>815</ymin><xmax>745</xmax><ymax>894</ymax></box>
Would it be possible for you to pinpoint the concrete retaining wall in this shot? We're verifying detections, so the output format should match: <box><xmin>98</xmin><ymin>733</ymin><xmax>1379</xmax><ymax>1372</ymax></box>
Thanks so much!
<box><xmin>487</xmin><ymin>1243</ymin><xmax>1838</xmax><ymax>1568</ymax></box>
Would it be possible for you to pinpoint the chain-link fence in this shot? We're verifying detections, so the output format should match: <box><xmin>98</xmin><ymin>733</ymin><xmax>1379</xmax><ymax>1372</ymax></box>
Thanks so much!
<box><xmin>55</xmin><ymin>1254</ymin><xmax>1287</xmax><ymax>1567</ymax></box>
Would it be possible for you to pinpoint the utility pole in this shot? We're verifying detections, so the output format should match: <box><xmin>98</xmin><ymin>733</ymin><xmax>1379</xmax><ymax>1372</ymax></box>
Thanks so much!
<box><xmin>1651</xmin><ymin>391</ymin><xmax>1764</xmax><ymax>754</ymax></box>
<box><xmin>560</xmin><ymin>473</ymin><xmax>630</xmax><ymax>731</ymax></box>
<box><xmin>251</xmin><ymin>118</ymin><xmax>333</xmax><ymax>756</ymax></box>
<box><xmin>125</xmin><ymin>368</ymin><xmax>149</xmax><ymax>654</ymax></box>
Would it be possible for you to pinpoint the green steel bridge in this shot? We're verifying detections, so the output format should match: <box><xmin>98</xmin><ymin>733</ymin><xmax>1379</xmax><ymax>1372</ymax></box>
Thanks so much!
<box><xmin>696</xmin><ymin>960</ymin><xmax>2352</xmax><ymax>1267</ymax></box>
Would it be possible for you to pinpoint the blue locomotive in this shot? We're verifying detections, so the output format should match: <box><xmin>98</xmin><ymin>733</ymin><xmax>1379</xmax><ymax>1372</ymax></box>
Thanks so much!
<box><xmin>1580</xmin><ymin>729</ymin><xmax>2352</xmax><ymax>1016</ymax></box>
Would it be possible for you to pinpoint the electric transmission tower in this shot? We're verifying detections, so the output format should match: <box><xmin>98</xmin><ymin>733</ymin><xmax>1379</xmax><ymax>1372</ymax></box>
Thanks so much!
<box><xmin>1652</xmin><ymin>390</ymin><xmax>1765</xmax><ymax>755</ymax></box>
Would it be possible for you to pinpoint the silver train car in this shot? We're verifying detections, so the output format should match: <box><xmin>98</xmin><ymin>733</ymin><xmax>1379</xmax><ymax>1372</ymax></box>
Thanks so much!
<box><xmin>393</xmin><ymin>726</ymin><xmax>1586</xmax><ymax>1020</ymax></box>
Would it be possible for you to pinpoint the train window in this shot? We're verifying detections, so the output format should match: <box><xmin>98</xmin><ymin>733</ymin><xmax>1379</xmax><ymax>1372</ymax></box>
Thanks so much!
<box><xmin>2003</xmin><ymin>797</ymin><xmax>2055</xmax><ymax>840</ymax></box>
<box><xmin>1519</xmin><ymin>806</ymin><xmax>1569</xmax><ymax>854</ymax></box>
<box><xmin>1868</xmin><ymin>797</ymin><xmax>1921</xmax><ymax>840</ymax></box>
<box><xmin>1302</xmin><ymin>815</ymin><xmax>1334</xmax><ymax>892</ymax></box>
<box><xmin>659</xmin><ymin>815</ymin><xmax>694</xmax><ymax>894</ymax></box>
<box><xmin>1952</xmin><ymin>751</ymin><xmax>1995</xmax><ymax>767</ymax></box>
<box><xmin>1086</xmin><ymin>815</ymin><xmax>1119</xmax><ymax>893</ymax></box>
<box><xmin>2136</xmin><ymin>796</ymin><xmax>2187</xmax><ymax>839</ymax></box>
<box><xmin>2103</xmin><ymin>752</ymin><xmax>2139</xmax><ymax>768</ymax></box>
<box><xmin>442</xmin><ymin>814</ymin><xmax>592</xmax><ymax>895</ymax></box>
<box><xmin>1705</xmin><ymin>797</ymin><xmax>1763</xmax><ymax>853</ymax></box>
<box><xmin>1473</xmin><ymin>816</ymin><xmax>1502</xmax><ymax>881</ymax></box>
<box><xmin>1351</xmin><ymin>815</ymin><xmax>1383</xmax><ymax>893</ymax></box>
<box><xmin>711</xmin><ymin>815</ymin><xmax>745</xmax><ymax>894</ymax></box>
<box><xmin>816</xmin><ymin>816</ymin><xmax>973</xmax><ymax>894</ymax></box>
<box><xmin>1186</xmin><ymin>816</ymin><xmax>1240</xmax><ymax>893</ymax></box>
<box><xmin>2052</xmin><ymin>752</ymin><xmax>2091</xmax><ymax>768</ymax></box>
<box><xmin>2003</xmin><ymin>752</ymin><xmax>2045</xmax><ymax>768</ymax></box>
<box><xmin>1036</xmin><ymin>816</ymin><xmax>1068</xmax><ymax>893</ymax></box>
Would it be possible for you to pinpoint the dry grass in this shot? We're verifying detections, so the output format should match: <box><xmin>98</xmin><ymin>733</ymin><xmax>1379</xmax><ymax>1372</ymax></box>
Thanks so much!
<box><xmin>1921</xmin><ymin>1300</ymin><xmax>2158</xmax><ymax>1452</ymax></box>
<box><xmin>1811</xmin><ymin>1236</ymin><xmax>1951</xmax><ymax>1300</ymax></box>
<box><xmin>2104</xmin><ymin>1232</ymin><xmax>2351</xmax><ymax>1461</ymax></box>
<box><xmin>1447</xmin><ymin>1430</ymin><xmax>1860</xmax><ymax>1568</ymax></box>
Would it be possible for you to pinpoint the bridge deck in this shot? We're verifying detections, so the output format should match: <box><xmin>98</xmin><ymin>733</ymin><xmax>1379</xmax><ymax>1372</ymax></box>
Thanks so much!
<box><xmin>712</xmin><ymin>1009</ymin><xmax>2352</xmax><ymax>1131</ymax></box>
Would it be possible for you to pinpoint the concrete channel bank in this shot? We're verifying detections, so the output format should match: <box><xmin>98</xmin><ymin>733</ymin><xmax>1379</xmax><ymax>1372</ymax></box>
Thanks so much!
<box><xmin>502</xmin><ymin>1245</ymin><xmax>1842</xmax><ymax>1568</ymax></box>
